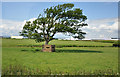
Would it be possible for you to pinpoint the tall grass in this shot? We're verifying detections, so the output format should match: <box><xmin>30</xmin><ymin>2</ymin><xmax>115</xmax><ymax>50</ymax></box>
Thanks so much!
<box><xmin>2</xmin><ymin>64</ymin><xmax>119</xmax><ymax>75</ymax></box>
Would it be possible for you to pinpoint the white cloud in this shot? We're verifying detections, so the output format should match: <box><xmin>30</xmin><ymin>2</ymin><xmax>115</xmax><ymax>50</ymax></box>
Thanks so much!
<box><xmin>99</xmin><ymin>35</ymin><xmax>104</xmax><ymax>38</ymax></box>
<box><xmin>0</xmin><ymin>18</ymin><xmax>36</xmax><ymax>36</ymax></box>
<box><xmin>83</xmin><ymin>18</ymin><xmax>118</xmax><ymax>39</ymax></box>
<box><xmin>0</xmin><ymin>19</ymin><xmax>22</xmax><ymax>36</ymax></box>
<box><xmin>0</xmin><ymin>17</ymin><xmax>118</xmax><ymax>40</ymax></box>
<box><xmin>84</xmin><ymin>18</ymin><xmax>118</xmax><ymax>31</ymax></box>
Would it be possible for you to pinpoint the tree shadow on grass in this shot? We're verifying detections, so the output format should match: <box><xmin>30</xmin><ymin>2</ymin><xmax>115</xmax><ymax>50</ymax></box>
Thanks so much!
<box><xmin>21</xmin><ymin>49</ymin><xmax>29</xmax><ymax>51</ymax></box>
<box><xmin>21</xmin><ymin>49</ymin><xmax>41</xmax><ymax>53</ymax></box>
<box><xmin>56</xmin><ymin>49</ymin><xmax>103</xmax><ymax>53</ymax></box>
<box><xmin>21</xmin><ymin>49</ymin><xmax>102</xmax><ymax>53</ymax></box>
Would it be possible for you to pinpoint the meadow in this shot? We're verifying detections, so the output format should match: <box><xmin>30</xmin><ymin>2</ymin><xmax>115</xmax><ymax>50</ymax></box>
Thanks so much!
<box><xmin>2</xmin><ymin>38</ymin><xmax>119</xmax><ymax>75</ymax></box>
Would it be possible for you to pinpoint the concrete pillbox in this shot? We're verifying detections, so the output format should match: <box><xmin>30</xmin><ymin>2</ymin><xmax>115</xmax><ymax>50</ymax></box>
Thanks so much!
<box><xmin>42</xmin><ymin>45</ymin><xmax>55</xmax><ymax>52</ymax></box>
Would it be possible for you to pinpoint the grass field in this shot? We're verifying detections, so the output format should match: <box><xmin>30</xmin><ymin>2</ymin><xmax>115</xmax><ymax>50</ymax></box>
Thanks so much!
<box><xmin>2</xmin><ymin>39</ymin><xmax>119</xmax><ymax>75</ymax></box>
<box><xmin>2</xmin><ymin>39</ymin><xmax>115</xmax><ymax>47</ymax></box>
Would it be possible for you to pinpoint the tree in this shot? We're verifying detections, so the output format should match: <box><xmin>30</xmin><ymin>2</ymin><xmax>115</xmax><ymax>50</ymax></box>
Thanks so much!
<box><xmin>20</xmin><ymin>3</ymin><xmax>88</xmax><ymax>45</ymax></box>
<box><xmin>20</xmin><ymin>21</ymin><xmax>35</xmax><ymax>39</ymax></box>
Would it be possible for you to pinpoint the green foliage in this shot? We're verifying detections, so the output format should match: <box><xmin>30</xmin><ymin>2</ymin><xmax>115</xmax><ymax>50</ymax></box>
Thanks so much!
<box><xmin>20</xmin><ymin>21</ymin><xmax>36</xmax><ymax>39</ymax></box>
<box><xmin>20</xmin><ymin>3</ymin><xmax>88</xmax><ymax>44</ymax></box>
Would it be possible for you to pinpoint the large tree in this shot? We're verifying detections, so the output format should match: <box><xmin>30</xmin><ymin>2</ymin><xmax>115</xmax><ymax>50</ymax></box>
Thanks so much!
<box><xmin>20</xmin><ymin>3</ymin><xmax>88</xmax><ymax>45</ymax></box>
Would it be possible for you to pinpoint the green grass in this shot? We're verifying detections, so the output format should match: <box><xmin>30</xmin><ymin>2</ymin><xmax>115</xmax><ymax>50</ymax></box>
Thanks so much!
<box><xmin>2</xmin><ymin>39</ymin><xmax>119</xmax><ymax>75</ymax></box>
<box><xmin>91</xmin><ymin>40</ymin><xmax>118</xmax><ymax>43</ymax></box>
<box><xmin>2</xmin><ymin>39</ymin><xmax>40</xmax><ymax>47</ymax></box>
<box><xmin>49</xmin><ymin>40</ymin><xmax>114</xmax><ymax>47</ymax></box>
<box><xmin>2</xmin><ymin>39</ymin><xmax>114</xmax><ymax>47</ymax></box>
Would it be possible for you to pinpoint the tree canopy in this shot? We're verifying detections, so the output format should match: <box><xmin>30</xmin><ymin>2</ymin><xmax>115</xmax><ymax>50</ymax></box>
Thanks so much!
<box><xmin>20</xmin><ymin>3</ymin><xmax>88</xmax><ymax>44</ymax></box>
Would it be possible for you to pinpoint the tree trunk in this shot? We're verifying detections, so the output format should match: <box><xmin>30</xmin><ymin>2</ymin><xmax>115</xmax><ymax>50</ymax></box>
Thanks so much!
<box><xmin>45</xmin><ymin>41</ymin><xmax>49</xmax><ymax>45</ymax></box>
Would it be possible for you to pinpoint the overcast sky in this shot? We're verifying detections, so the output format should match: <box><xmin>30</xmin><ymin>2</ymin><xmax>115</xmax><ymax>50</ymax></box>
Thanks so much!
<box><xmin>0</xmin><ymin>2</ymin><xmax>119</xmax><ymax>39</ymax></box>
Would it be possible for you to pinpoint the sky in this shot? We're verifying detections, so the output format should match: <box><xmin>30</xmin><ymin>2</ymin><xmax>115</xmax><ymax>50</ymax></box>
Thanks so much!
<box><xmin>0</xmin><ymin>2</ymin><xmax>119</xmax><ymax>39</ymax></box>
